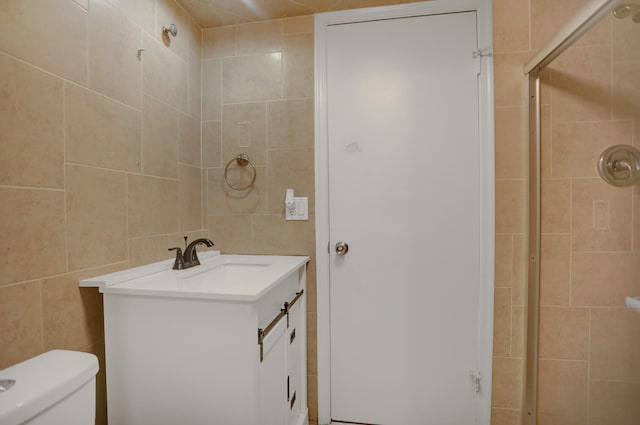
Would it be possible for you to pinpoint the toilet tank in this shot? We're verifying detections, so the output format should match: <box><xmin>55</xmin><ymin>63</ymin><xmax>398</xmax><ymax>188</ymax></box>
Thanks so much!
<box><xmin>0</xmin><ymin>350</ymin><xmax>99</xmax><ymax>425</ymax></box>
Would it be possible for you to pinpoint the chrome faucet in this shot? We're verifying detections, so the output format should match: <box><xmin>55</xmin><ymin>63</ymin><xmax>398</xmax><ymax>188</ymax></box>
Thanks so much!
<box><xmin>168</xmin><ymin>237</ymin><xmax>215</xmax><ymax>270</ymax></box>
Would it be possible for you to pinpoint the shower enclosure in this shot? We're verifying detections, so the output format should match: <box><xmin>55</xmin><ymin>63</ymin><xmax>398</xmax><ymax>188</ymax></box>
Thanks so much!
<box><xmin>524</xmin><ymin>0</ymin><xmax>640</xmax><ymax>423</ymax></box>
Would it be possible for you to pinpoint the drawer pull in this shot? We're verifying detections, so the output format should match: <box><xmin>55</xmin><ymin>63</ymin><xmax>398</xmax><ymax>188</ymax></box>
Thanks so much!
<box><xmin>290</xmin><ymin>391</ymin><xmax>296</xmax><ymax>410</ymax></box>
<box><xmin>290</xmin><ymin>328</ymin><xmax>296</xmax><ymax>344</ymax></box>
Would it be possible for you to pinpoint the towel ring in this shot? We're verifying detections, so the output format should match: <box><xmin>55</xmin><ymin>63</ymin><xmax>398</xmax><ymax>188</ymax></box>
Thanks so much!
<box><xmin>224</xmin><ymin>153</ymin><xmax>256</xmax><ymax>190</ymax></box>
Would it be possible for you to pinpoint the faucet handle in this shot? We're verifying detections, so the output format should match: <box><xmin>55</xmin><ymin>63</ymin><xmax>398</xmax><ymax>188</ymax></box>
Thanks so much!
<box><xmin>168</xmin><ymin>247</ymin><xmax>184</xmax><ymax>270</ymax></box>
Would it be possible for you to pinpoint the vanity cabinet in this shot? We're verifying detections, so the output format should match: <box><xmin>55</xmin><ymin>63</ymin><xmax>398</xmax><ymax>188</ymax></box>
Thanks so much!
<box><xmin>80</xmin><ymin>253</ymin><xmax>309</xmax><ymax>425</ymax></box>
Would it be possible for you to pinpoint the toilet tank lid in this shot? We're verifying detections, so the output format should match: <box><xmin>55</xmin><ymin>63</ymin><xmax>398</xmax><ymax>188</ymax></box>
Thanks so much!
<box><xmin>0</xmin><ymin>350</ymin><xmax>99</xmax><ymax>425</ymax></box>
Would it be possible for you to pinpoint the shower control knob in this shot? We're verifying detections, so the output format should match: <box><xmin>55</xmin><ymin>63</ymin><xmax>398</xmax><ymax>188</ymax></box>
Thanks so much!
<box><xmin>335</xmin><ymin>241</ymin><xmax>349</xmax><ymax>256</ymax></box>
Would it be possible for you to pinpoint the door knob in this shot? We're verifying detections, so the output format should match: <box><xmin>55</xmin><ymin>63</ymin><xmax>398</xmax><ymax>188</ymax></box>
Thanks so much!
<box><xmin>335</xmin><ymin>241</ymin><xmax>349</xmax><ymax>256</ymax></box>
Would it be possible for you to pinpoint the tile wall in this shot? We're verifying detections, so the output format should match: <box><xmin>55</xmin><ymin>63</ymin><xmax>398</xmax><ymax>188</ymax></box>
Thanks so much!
<box><xmin>199</xmin><ymin>15</ymin><xmax>318</xmax><ymax>421</ymax></box>
<box><xmin>0</xmin><ymin>1</ymin><xmax>204</xmax><ymax>424</ymax></box>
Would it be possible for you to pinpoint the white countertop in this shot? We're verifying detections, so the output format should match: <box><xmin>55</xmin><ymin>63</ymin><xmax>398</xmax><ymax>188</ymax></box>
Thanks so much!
<box><xmin>79</xmin><ymin>252</ymin><xmax>309</xmax><ymax>301</ymax></box>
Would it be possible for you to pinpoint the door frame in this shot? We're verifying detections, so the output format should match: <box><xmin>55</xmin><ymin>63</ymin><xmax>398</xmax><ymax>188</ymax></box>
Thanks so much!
<box><xmin>314</xmin><ymin>1</ymin><xmax>495</xmax><ymax>423</ymax></box>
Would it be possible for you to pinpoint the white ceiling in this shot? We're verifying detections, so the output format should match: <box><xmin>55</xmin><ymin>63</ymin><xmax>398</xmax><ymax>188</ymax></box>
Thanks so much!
<box><xmin>178</xmin><ymin>0</ymin><xmax>423</xmax><ymax>28</ymax></box>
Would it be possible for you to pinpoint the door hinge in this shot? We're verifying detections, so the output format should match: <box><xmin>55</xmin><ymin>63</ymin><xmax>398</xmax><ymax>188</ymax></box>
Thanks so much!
<box><xmin>470</xmin><ymin>369</ymin><xmax>481</xmax><ymax>393</ymax></box>
<box><xmin>472</xmin><ymin>47</ymin><xmax>492</xmax><ymax>76</ymax></box>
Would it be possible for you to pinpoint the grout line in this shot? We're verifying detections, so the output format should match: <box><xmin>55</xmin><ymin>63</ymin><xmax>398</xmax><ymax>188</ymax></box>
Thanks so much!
<box><xmin>586</xmin><ymin>307</ymin><xmax>592</xmax><ymax>425</ymax></box>
<box><xmin>38</xmin><ymin>280</ymin><xmax>44</xmax><ymax>353</ymax></box>
<box><xmin>125</xmin><ymin>172</ymin><xmax>130</xmax><ymax>263</ymax></box>
<box><xmin>62</xmin><ymin>81</ymin><xmax>70</xmax><ymax>274</ymax></box>
<box><xmin>0</xmin><ymin>184</ymin><xmax>64</xmax><ymax>192</ymax></box>
<box><xmin>63</xmin><ymin>161</ymin><xmax>178</xmax><ymax>181</ymax></box>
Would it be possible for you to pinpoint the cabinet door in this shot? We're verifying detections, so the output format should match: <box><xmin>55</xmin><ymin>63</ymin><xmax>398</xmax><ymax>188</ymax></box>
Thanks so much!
<box><xmin>259</xmin><ymin>318</ymin><xmax>288</xmax><ymax>425</ymax></box>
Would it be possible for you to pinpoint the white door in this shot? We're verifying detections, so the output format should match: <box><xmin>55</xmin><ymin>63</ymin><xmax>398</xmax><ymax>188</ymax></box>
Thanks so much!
<box><xmin>327</xmin><ymin>12</ymin><xmax>483</xmax><ymax>425</ymax></box>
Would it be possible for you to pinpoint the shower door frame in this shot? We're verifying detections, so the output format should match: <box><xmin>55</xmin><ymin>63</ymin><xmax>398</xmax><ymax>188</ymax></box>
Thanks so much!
<box><xmin>523</xmin><ymin>1</ymin><xmax>624</xmax><ymax>424</ymax></box>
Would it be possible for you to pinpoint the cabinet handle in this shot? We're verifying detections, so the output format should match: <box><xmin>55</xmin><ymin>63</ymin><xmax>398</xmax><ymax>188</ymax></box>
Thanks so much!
<box><xmin>290</xmin><ymin>391</ymin><xmax>296</xmax><ymax>410</ymax></box>
<box><xmin>290</xmin><ymin>328</ymin><xmax>296</xmax><ymax>344</ymax></box>
<box><xmin>287</xmin><ymin>375</ymin><xmax>290</xmax><ymax>401</ymax></box>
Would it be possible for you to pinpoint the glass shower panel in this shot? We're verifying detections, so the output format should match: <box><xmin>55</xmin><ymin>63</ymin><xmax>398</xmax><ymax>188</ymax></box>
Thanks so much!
<box><xmin>536</xmin><ymin>9</ymin><xmax>640</xmax><ymax>424</ymax></box>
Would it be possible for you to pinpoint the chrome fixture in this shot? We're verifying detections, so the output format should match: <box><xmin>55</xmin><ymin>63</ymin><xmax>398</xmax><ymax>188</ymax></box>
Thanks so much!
<box><xmin>597</xmin><ymin>145</ymin><xmax>640</xmax><ymax>187</ymax></box>
<box><xmin>168</xmin><ymin>237</ymin><xmax>215</xmax><ymax>270</ymax></box>
<box><xmin>162</xmin><ymin>23</ymin><xmax>178</xmax><ymax>37</ymax></box>
<box><xmin>224</xmin><ymin>153</ymin><xmax>257</xmax><ymax>191</ymax></box>
<box><xmin>612</xmin><ymin>3</ymin><xmax>640</xmax><ymax>22</ymax></box>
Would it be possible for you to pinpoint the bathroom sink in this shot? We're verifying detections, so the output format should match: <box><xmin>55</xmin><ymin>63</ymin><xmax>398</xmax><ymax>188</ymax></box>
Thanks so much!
<box><xmin>79</xmin><ymin>252</ymin><xmax>308</xmax><ymax>301</ymax></box>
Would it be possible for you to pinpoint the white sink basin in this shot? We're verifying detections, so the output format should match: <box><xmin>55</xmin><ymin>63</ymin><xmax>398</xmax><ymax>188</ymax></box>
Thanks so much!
<box><xmin>79</xmin><ymin>252</ymin><xmax>309</xmax><ymax>301</ymax></box>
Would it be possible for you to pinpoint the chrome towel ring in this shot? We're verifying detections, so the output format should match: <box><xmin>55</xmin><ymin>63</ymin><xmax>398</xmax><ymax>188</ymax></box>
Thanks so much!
<box><xmin>224</xmin><ymin>153</ymin><xmax>256</xmax><ymax>190</ymax></box>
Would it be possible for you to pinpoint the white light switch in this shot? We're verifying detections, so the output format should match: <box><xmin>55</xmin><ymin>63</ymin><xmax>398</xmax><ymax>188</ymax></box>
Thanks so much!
<box><xmin>285</xmin><ymin>197</ymin><xmax>309</xmax><ymax>220</ymax></box>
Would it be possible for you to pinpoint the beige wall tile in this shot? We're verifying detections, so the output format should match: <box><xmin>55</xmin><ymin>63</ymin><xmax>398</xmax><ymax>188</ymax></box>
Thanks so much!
<box><xmin>550</xmin><ymin>46</ymin><xmax>611</xmax><ymax>122</ymax></box>
<box><xmin>495</xmin><ymin>234</ymin><xmax>513</xmax><ymax>287</ymax></box>
<box><xmin>589</xmin><ymin>381</ymin><xmax>640</xmax><ymax>425</ymax></box>
<box><xmin>128</xmin><ymin>174</ymin><xmax>179</xmax><ymax>237</ymax></box>
<box><xmin>539</xmin><ymin>307</ymin><xmax>589</xmax><ymax>360</ymax></box>
<box><xmin>143</xmin><ymin>34</ymin><xmax>188</xmax><ymax>112</ymax></box>
<box><xmin>511</xmin><ymin>306</ymin><xmax>525</xmax><ymax>358</ymax></box>
<box><xmin>0</xmin><ymin>0</ymin><xmax>87</xmax><ymax>84</ymax></box>
<box><xmin>283</xmin><ymin>33</ymin><xmax>314</xmax><ymax>99</ymax></box>
<box><xmin>613</xmin><ymin>62</ymin><xmax>640</xmax><ymax>119</ymax></box>
<box><xmin>283</xmin><ymin>15</ymin><xmax>314</xmax><ymax>34</ymax></box>
<box><xmin>590</xmin><ymin>309</ymin><xmax>640</xmax><ymax>381</ymax></box>
<box><xmin>267</xmin><ymin>99</ymin><xmax>314</xmax><ymax>148</ymax></box>
<box><xmin>207</xmin><ymin>167</ymin><xmax>267</xmax><ymax>215</ymax></box>
<box><xmin>307</xmin><ymin>311</ymin><xmax>317</xmax><ymax>375</ymax></box>
<box><xmin>306</xmin><ymin>262</ymin><xmax>317</xmax><ymax>314</ymax></box>
<box><xmin>0</xmin><ymin>281</ymin><xmax>42</xmax><ymax>369</ymax></box>
<box><xmin>238</xmin><ymin>20</ymin><xmax>283</xmax><ymax>55</ymax></box>
<box><xmin>253</xmin><ymin>215</ymin><xmax>315</xmax><ymax>256</ymax></box>
<box><xmin>66</xmin><ymin>164</ymin><xmax>128</xmax><ymax>271</ymax></box>
<box><xmin>493</xmin><ymin>288</ymin><xmax>511</xmax><ymax>357</ymax></box>
<box><xmin>157</xmin><ymin>0</ymin><xmax>190</xmax><ymax>61</ymax></box>
<box><xmin>511</xmin><ymin>235</ymin><xmax>528</xmax><ymax>306</ymax></box>
<box><xmin>189</xmin><ymin>52</ymin><xmax>202</xmax><ymax>119</ymax></box>
<box><xmin>307</xmin><ymin>373</ymin><xmax>318</xmax><ymax>424</ymax></box>
<box><xmin>65</xmin><ymin>83</ymin><xmax>141</xmax><ymax>172</ymax></box>
<box><xmin>541</xmin><ymin>179</ymin><xmax>571</xmax><ymax>234</ymax></box>
<box><xmin>223</xmin><ymin>53</ymin><xmax>283</xmax><ymax>103</ymax></box>
<box><xmin>0</xmin><ymin>188</ymin><xmax>66</xmax><ymax>286</ymax></box>
<box><xmin>572</xmin><ymin>252</ymin><xmax>640</xmax><ymax>307</ymax></box>
<box><xmin>202</xmin><ymin>59</ymin><xmax>223</xmax><ymax>120</ymax></box>
<box><xmin>41</xmin><ymin>262</ymin><xmax>126</xmax><ymax>351</ymax></box>
<box><xmin>203</xmin><ymin>121</ymin><xmax>222</xmax><ymax>168</ymax></box>
<box><xmin>541</xmin><ymin>105</ymin><xmax>551</xmax><ymax>178</ymax></box>
<box><xmin>207</xmin><ymin>215</ymin><xmax>253</xmax><ymax>253</ymax></box>
<box><xmin>491</xmin><ymin>408</ymin><xmax>521</xmax><ymax>425</ymax></box>
<box><xmin>613</xmin><ymin>17</ymin><xmax>640</xmax><ymax>63</ymax></box>
<box><xmin>84</xmin><ymin>342</ymin><xmax>107</xmax><ymax>425</ymax></box>
<box><xmin>179</xmin><ymin>164</ymin><xmax>203</xmax><ymax>231</ymax></box>
<box><xmin>552</xmin><ymin>121</ymin><xmax>633</xmax><ymax>178</ymax></box>
<box><xmin>540</xmin><ymin>234</ymin><xmax>570</xmax><ymax>306</ymax></box>
<box><xmin>203</xmin><ymin>26</ymin><xmax>237</xmax><ymax>59</ymax></box>
<box><xmin>496</xmin><ymin>180</ymin><xmax>527</xmax><ymax>233</ymax></box>
<box><xmin>222</xmin><ymin>102</ymin><xmax>267</xmax><ymax>166</ymax></box>
<box><xmin>571</xmin><ymin>179</ymin><xmax>632</xmax><ymax>252</ymax></box>
<box><xmin>88</xmin><ymin>0</ymin><xmax>142</xmax><ymax>109</ymax></box>
<box><xmin>267</xmin><ymin>148</ymin><xmax>315</xmax><ymax>214</ymax></box>
<box><xmin>495</xmin><ymin>107</ymin><xmax>527</xmax><ymax>179</ymax></box>
<box><xmin>531</xmin><ymin>0</ymin><xmax>610</xmax><ymax>50</ymax></box>
<box><xmin>189</xmin><ymin>17</ymin><xmax>202</xmax><ymax>58</ymax></box>
<box><xmin>108</xmin><ymin>0</ymin><xmax>156</xmax><ymax>35</ymax></box>
<box><xmin>537</xmin><ymin>359</ymin><xmax>588</xmax><ymax>425</ymax></box>
<box><xmin>0</xmin><ymin>54</ymin><xmax>63</xmax><ymax>188</ymax></box>
<box><xmin>142</xmin><ymin>95</ymin><xmax>178</xmax><ymax>178</ymax></box>
<box><xmin>492</xmin><ymin>0</ymin><xmax>529</xmax><ymax>53</ymax></box>
<box><xmin>491</xmin><ymin>357</ymin><xmax>524</xmax><ymax>409</ymax></box>
<box><xmin>179</xmin><ymin>112</ymin><xmax>201</xmax><ymax>166</ymax></box>
<box><xmin>129</xmin><ymin>235</ymin><xmax>171</xmax><ymax>267</ymax></box>
<box><xmin>494</xmin><ymin>53</ymin><xmax>529</xmax><ymax>108</ymax></box>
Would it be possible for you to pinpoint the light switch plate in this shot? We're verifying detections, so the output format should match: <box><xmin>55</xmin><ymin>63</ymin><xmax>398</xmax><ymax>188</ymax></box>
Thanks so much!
<box><xmin>285</xmin><ymin>197</ymin><xmax>309</xmax><ymax>220</ymax></box>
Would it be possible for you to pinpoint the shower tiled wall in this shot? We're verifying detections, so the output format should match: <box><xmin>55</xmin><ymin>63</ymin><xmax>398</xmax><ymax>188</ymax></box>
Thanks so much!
<box><xmin>536</xmin><ymin>10</ymin><xmax>640</xmax><ymax>425</ymax></box>
<box><xmin>493</xmin><ymin>1</ymin><xmax>640</xmax><ymax>424</ymax></box>
<box><xmin>0</xmin><ymin>1</ymin><xmax>204</xmax><ymax>423</ymax></box>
